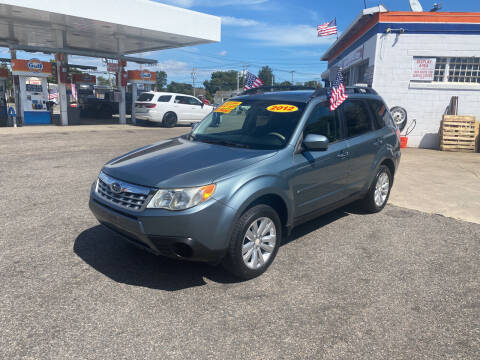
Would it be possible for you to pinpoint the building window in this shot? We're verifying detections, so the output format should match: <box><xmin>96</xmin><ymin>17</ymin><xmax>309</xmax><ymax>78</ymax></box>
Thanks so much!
<box><xmin>434</xmin><ymin>57</ymin><xmax>480</xmax><ymax>83</ymax></box>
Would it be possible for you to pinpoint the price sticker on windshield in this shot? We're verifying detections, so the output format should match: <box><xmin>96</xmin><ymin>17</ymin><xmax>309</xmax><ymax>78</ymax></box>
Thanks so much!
<box><xmin>215</xmin><ymin>101</ymin><xmax>242</xmax><ymax>114</ymax></box>
<box><xmin>266</xmin><ymin>104</ymin><xmax>299</xmax><ymax>113</ymax></box>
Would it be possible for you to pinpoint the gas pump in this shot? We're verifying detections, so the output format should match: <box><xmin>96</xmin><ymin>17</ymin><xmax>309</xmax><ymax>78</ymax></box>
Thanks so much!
<box><xmin>0</xmin><ymin>68</ymin><xmax>8</xmax><ymax>126</ymax></box>
<box><xmin>11</xmin><ymin>59</ymin><xmax>52</xmax><ymax>124</ymax></box>
<box><xmin>128</xmin><ymin>70</ymin><xmax>156</xmax><ymax>124</ymax></box>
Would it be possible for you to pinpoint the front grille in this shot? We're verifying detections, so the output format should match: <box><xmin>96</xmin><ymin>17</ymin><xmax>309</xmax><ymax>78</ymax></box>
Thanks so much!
<box><xmin>96</xmin><ymin>172</ymin><xmax>151</xmax><ymax>211</ymax></box>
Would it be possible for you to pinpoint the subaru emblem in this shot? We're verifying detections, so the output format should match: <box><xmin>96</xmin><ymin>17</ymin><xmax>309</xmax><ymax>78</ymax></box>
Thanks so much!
<box><xmin>110</xmin><ymin>183</ymin><xmax>122</xmax><ymax>194</ymax></box>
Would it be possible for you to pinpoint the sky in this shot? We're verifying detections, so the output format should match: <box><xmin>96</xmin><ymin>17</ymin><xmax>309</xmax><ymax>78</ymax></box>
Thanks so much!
<box><xmin>7</xmin><ymin>0</ymin><xmax>480</xmax><ymax>87</ymax></box>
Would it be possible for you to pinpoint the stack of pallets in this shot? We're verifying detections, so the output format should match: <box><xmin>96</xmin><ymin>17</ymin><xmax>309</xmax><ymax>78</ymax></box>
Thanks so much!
<box><xmin>440</xmin><ymin>115</ymin><xmax>479</xmax><ymax>152</ymax></box>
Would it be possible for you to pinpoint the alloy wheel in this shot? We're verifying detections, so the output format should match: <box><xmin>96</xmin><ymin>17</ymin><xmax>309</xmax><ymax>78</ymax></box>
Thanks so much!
<box><xmin>242</xmin><ymin>217</ymin><xmax>276</xmax><ymax>270</ymax></box>
<box><xmin>374</xmin><ymin>172</ymin><xmax>390</xmax><ymax>207</ymax></box>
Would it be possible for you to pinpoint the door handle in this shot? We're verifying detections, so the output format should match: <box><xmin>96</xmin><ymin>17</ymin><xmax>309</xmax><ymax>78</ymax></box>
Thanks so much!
<box><xmin>374</xmin><ymin>137</ymin><xmax>384</xmax><ymax>146</ymax></box>
<box><xmin>336</xmin><ymin>151</ymin><xmax>349</xmax><ymax>159</ymax></box>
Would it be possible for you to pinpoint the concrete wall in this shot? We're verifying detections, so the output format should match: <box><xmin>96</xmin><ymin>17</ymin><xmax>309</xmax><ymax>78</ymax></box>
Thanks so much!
<box><xmin>372</xmin><ymin>33</ymin><xmax>480</xmax><ymax>148</ymax></box>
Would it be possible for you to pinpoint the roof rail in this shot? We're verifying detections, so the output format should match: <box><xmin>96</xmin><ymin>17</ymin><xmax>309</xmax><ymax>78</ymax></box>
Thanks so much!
<box><xmin>308</xmin><ymin>86</ymin><xmax>377</xmax><ymax>102</ymax></box>
<box><xmin>241</xmin><ymin>85</ymin><xmax>318</xmax><ymax>95</ymax></box>
<box><xmin>345</xmin><ymin>86</ymin><xmax>378</xmax><ymax>95</ymax></box>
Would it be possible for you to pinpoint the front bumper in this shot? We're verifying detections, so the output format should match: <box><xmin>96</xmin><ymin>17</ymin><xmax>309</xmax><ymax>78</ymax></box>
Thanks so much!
<box><xmin>89</xmin><ymin>190</ymin><xmax>235</xmax><ymax>263</ymax></box>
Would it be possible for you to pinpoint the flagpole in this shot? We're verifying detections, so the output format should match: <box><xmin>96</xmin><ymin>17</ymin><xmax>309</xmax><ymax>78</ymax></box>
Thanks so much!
<box><xmin>335</xmin><ymin>18</ymin><xmax>338</xmax><ymax>40</ymax></box>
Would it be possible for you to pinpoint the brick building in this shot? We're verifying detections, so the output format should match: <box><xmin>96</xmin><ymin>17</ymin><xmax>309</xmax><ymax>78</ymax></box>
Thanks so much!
<box><xmin>321</xmin><ymin>6</ymin><xmax>480</xmax><ymax>148</ymax></box>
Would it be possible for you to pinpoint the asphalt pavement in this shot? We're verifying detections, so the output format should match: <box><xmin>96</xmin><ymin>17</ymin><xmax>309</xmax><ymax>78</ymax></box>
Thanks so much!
<box><xmin>0</xmin><ymin>126</ymin><xmax>479</xmax><ymax>359</ymax></box>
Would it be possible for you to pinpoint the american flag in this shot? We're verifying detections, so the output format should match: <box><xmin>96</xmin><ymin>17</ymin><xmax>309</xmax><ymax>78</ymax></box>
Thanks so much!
<box><xmin>329</xmin><ymin>68</ymin><xmax>348</xmax><ymax>111</ymax></box>
<box><xmin>48</xmin><ymin>88</ymin><xmax>58</xmax><ymax>100</ymax></box>
<box><xmin>317</xmin><ymin>19</ymin><xmax>337</xmax><ymax>37</ymax></box>
<box><xmin>244</xmin><ymin>71</ymin><xmax>264</xmax><ymax>90</ymax></box>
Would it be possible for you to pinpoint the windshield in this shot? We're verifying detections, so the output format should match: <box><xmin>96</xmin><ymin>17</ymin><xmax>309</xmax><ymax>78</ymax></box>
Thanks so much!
<box><xmin>191</xmin><ymin>99</ymin><xmax>306</xmax><ymax>150</ymax></box>
<box><xmin>137</xmin><ymin>93</ymin><xmax>154</xmax><ymax>102</ymax></box>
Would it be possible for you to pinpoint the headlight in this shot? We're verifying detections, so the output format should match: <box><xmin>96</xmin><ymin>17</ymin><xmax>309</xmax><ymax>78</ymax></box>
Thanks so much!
<box><xmin>147</xmin><ymin>184</ymin><xmax>216</xmax><ymax>210</ymax></box>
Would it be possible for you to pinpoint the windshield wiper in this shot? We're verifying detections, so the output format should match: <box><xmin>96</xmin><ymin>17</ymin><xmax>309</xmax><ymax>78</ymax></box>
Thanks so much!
<box><xmin>196</xmin><ymin>137</ymin><xmax>249</xmax><ymax>149</ymax></box>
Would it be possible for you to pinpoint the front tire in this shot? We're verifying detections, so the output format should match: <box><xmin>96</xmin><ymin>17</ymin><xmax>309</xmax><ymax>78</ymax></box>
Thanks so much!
<box><xmin>361</xmin><ymin>165</ymin><xmax>392</xmax><ymax>213</ymax></box>
<box><xmin>162</xmin><ymin>112</ymin><xmax>177</xmax><ymax>128</ymax></box>
<box><xmin>223</xmin><ymin>204</ymin><xmax>281</xmax><ymax>280</ymax></box>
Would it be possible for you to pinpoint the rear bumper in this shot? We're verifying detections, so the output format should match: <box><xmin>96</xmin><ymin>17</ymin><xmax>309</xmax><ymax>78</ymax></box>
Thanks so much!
<box><xmin>89</xmin><ymin>193</ymin><xmax>233</xmax><ymax>262</ymax></box>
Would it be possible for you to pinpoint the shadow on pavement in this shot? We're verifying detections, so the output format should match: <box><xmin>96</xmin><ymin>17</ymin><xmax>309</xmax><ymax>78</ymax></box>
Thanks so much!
<box><xmin>74</xmin><ymin>204</ymin><xmax>357</xmax><ymax>291</ymax></box>
<box><xmin>74</xmin><ymin>225</ymin><xmax>239</xmax><ymax>291</ymax></box>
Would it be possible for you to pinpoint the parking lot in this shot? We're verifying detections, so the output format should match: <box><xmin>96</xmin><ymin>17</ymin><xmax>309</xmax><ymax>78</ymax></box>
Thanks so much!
<box><xmin>1</xmin><ymin>126</ymin><xmax>479</xmax><ymax>359</ymax></box>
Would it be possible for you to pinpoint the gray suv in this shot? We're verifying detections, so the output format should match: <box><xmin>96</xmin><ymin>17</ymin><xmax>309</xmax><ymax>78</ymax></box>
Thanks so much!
<box><xmin>89</xmin><ymin>87</ymin><xmax>401</xmax><ymax>279</ymax></box>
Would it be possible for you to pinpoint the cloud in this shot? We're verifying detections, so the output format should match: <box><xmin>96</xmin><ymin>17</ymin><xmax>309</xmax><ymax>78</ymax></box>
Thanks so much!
<box><xmin>154</xmin><ymin>0</ymin><xmax>268</xmax><ymax>8</ymax></box>
<box><xmin>218</xmin><ymin>50</ymin><xmax>228</xmax><ymax>56</ymax></box>
<box><xmin>154</xmin><ymin>0</ymin><xmax>194</xmax><ymax>7</ymax></box>
<box><xmin>240</xmin><ymin>24</ymin><xmax>336</xmax><ymax>47</ymax></box>
<box><xmin>222</xmin><ymin>16</ymin><xmax>259</xmax><ymax>27</ymax></box>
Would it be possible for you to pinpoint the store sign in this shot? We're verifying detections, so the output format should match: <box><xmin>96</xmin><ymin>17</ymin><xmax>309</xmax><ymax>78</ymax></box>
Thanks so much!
<box><xmin>11</xmin><ymin>59</ymin><xmax>52</xmax><ymax>76</ymax></box>
<box><xmin>141</xmin><ymin>70</ymin><xmax>152</xmax><ymax>80</ymax></box>
<box><xmin>27</xmin><ymin>59</ymin><xmax>44</xmax><ymax>72</ymax></box>
<box><xmin>411</xmin><ymin>58</ymin><xmax>436</xmax><ymax>81</ymax></box>
<box><xmin>107</xmin><ymin>62</ymin><xmax>120</xmax><ymax>73</ymax></box>
<box><xmin>127</xmin><ymin>70</ymin><xmax>156</xmax><ymax>84</ymax></box>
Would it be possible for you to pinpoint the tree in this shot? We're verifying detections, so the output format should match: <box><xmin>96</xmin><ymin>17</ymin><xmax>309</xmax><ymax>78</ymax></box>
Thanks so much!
<box><xmin>167</xmin><ymin>81</ymin><xmax>193</xmax><ymax>95</ymax></box>
<box><xmin>278</xmin><ymin>81</ymin><xmax>292</xmax><ymax>86</ymax></box>
<box><xmin>304</xmin><ymin>80</ymin><xmax>322</xmax><ymax>88</ymax></box>
<box><xmin>203</xmin><ymin>70</ymin><xmax>238</xmax><ymax>99</ymax></box>
<box><xmin>97</xmin><ymin>76</ymin><xmax>114</xmax><ymax>87</ymax></box>
<box><xmin>155</xmin><ymin>71</ymin><xmax>167</xmax><ymax>90</ymax></box>
<box><xmin>258</xmin><ymin>66</ymin><xmax>273</xmax><ymax>86</ymax></box>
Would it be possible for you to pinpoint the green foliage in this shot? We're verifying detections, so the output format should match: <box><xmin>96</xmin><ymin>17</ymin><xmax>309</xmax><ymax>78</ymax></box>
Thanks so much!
<box><xmin>203</xmin><ymin>70</ymin><xmax>238</xmax><ymax>99</ymax></box>
<box><xmin>97</xmin><ymin>76</ymin><xmax>114</xmax><ymax>87</ymax></box>
<box><xmin>155</xmin><ymin>71</ymin><xmax>167</xmax><ymax>90</ymax></box>
<box><xmin>303</xmin><ymin>80</ymin><xmax>322</xmax><ymax>88</ymax></box>
<box><xmin>278</xmin><ymin>81</ymin><xmax>292</xmax><ymax>86</ymax></box>
<box><xmin>258</xmin><ymin>66</ymin><xmax>273</xmax><ymax>86</ymax></box>
<box><xmin>167</xmin><ymin>81</ymin><xmax>194</xmax><ymax>95</ymax></box>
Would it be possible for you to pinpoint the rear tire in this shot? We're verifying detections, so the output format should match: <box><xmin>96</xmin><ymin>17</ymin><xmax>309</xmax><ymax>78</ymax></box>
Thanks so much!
<box><xmin>223</xmin><ymin>204</ymin><xmax>281</xmax><ymax>280</ymax></box>
<box><xmin>162</xmin><ymin>112</ymin><xmax>177</xmax><ymax>128</ymax></box>
<box><xmin>361</xmin><ymin>165</ymin><xmax>392</xmax><ymax>213</ymax></box>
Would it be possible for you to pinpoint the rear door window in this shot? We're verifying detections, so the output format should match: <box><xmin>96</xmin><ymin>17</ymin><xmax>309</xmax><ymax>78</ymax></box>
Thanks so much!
<box><xmin>304</xmin><ymin>103</ymin><xmax>342</xmax><ymax>143</ymax></box>
<box><xmin>157</xmin><ymin>95</ymin><xmax>172</xmax><ymax>103</ymax></box>
<box><xmin>340</xmin><ymin>100</ymin><xmax>373</xmax><ymax>138</ymax></box>
<box><xmin>137</xmin><ymin>93</ymin><xmax>154</xmax><ymax>102</ymax></box>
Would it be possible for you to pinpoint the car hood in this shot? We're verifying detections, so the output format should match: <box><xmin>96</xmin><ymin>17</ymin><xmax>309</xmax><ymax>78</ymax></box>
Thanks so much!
<box><xmin>102</xmin><ymin>137</ymin><xmax>277</xmax><ymax>188</ymax></box>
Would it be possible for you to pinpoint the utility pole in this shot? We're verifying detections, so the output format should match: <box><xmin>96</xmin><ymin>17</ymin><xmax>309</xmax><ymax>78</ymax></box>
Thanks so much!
<box><xmin>191</xmin><ymin>66</ymin><xmax>197</xmax><ymax>96</ymax></box>
<box><xmin>364</xmin><ymin>0</ymin><xmax>367</xmax><ymax>9</ymax></box>
<box><xmin>290</xmin><ymin>71</ymin><xmax>295</xmax><ymax>84</ymax></box>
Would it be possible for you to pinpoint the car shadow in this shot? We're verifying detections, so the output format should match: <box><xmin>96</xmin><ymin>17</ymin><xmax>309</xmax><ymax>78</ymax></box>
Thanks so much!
<box><xmin>74</xmin><ymin>203</ymin><xmax>359</xmax><ymax>291</ymax></box>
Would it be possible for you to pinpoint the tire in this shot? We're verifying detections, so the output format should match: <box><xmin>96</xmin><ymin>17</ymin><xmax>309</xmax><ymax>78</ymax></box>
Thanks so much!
<box><xmin>361</xmin><ymin>165</ymin><xmax>392</xmax><ymax>213</ymax></box>
<box><xmin>162</xmin><ymin>112</ymin><xmax>177</xmax><ymax>128</ymax></box>
<box><xmin>390</xmin><ymin>106</ymin><xmax>407</xmax><ymax>132</ymax></box>
<box><xmin>223</xmin><ymin>204</ymin><xmax>281</xmax><ymax>280</ymax></box>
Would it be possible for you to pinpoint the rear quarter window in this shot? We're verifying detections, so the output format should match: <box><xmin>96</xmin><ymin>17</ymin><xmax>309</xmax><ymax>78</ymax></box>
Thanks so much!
<box><xmin>157</xmin><ymin>95</ymin><xmax>172</xmax><ymax>103</ymax></box>
<box><xmin>369</xmin><ymin>100</ymin><xmax>394</xmax><ymax>129</ymax></box>
<box><xmin>137</xmin><ymin>93</ymin><xmax>154</xmax><ymax>102</ymax></box>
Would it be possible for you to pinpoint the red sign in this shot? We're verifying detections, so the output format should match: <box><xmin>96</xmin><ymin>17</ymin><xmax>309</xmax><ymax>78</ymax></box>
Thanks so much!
<box><xmin>71</xmin><ymin>73</ymin><xmax>96</xmax><ymax>84</ymax></box>
<box><xmin>11</xmin><ymin>59</ymin><xmax>52</xmax><ymax>75</ymax></box>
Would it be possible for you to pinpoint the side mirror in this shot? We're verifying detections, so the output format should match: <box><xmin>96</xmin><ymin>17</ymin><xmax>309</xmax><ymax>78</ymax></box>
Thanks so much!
<box><xmin>303</xmin><ymin>134</ymin><xmax>329</xmax><ymax>151</ymax></box>
<box><xmin>201</xmin><ymin>103</ymin><xmax>204</xmax><ymax>108</ymax></box>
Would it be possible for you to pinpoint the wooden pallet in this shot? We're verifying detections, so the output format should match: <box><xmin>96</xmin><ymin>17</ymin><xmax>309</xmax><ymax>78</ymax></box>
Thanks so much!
<box><xmin>440</xmin><ymin>115</ymin><xmax>478</xmax><ymax>152</ymax></box>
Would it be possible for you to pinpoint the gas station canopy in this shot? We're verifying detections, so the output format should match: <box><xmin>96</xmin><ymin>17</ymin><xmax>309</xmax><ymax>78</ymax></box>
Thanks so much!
<box><xmin>0</xmin><ymin>0</ymin><xmax>221</xmax><ymax>61</ymax></box>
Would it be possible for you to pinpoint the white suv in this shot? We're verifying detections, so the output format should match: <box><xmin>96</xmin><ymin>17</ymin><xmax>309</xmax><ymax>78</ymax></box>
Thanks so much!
<box><xmin>135</xmin><ymin>92</ymin><xmax>213</xmax><ymax>127</ymax></box>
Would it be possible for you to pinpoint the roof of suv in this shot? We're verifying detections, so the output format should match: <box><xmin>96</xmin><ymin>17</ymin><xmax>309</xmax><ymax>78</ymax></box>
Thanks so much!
<box><xmin>232</xmin><ymin>87</ymin><xmax>382</xmax><ymax>104</ymax></box>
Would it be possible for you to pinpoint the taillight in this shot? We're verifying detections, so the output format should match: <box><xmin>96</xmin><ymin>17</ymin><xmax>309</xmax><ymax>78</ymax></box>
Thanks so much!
<box><xmin>145</xmin><ymin>104</ymin><xmax>156</xmax><ymax>109</ymax></box>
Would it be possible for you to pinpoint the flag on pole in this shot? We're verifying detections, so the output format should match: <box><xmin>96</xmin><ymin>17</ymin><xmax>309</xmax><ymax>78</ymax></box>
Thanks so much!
<box><xmin>329</xmin><ymin>68</ymin><xmax>348</xmax><ymax>111</ymax></box>
<box><xmin>244</xmin><ymin>71</ymin><xmax>264</xmax><ymax>90</ymax></box>
<box><xmin>317</xmin><ymin>19</ymin><xmax>338</xmax><ymax>37</ymax></box>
